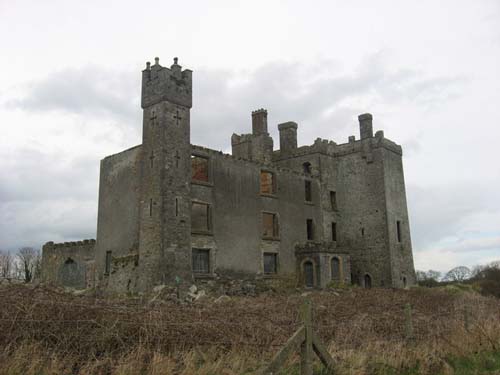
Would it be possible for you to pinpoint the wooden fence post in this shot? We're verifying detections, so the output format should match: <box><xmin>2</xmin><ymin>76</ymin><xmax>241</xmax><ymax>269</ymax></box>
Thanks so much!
<box><xmin>259</xmin><ymin>299</ymin><xmax>335</xmax><ymax>374</ymax></box>
<box><xmin>300</xmin><ymin>299</ymin><xmax>313</xmax><ymax>375</ymax></box>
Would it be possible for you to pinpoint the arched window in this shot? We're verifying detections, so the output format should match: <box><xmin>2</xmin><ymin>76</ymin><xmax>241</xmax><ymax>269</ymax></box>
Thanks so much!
<box><xmin>303</xmin><ymin>162</ymin><xmax>312</xmax><ymax>175</ymax></box>
<box><xmin>364</xmin><ymin>274</ymin><xmax>372</xmax><ymax>289</ymax></box>
<box><xmin>403</xmin><ymin>277</ymin><xmax>407</xmax><ymax>288</ymax></box>
<box><xmin>303</xmin><ymin>261</ymin><xmax>314</xmax><ymax>288</ymax></box>
<box><xmin>331</xmin><ymin>257</ymin><xmax>340</xmax><ymax>281</ymax></box>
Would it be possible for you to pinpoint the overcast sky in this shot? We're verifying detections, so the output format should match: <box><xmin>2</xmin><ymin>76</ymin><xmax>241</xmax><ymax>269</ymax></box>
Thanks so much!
<box><xmin>0</xmin><ymin>0</ymin><xmax>499</xmax><ymax>273</ymax></box>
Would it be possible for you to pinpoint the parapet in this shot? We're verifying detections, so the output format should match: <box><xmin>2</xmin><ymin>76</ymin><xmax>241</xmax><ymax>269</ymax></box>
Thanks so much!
<box><xmin>141</xmin><ymin>57</ymin><xmax>192</xmax><ymax>109</ymax></box>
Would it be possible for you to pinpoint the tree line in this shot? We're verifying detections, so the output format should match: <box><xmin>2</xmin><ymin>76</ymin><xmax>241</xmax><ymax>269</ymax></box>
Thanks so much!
<box><xmin>416</xmin><ymin>261</ymin><xmax>500</xmax><ymax>297</ymax></box>
<box><xmin>0</xmin><ymin>247</ymin><xmax>41</xmax><ymax>283</ymax></box>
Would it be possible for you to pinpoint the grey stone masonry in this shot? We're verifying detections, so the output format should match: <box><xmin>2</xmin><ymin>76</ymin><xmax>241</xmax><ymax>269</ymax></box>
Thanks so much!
<box><xmin>41</xmin><ymin>56</ymin><xmax>416</xmax><ymax>293</ymax></box>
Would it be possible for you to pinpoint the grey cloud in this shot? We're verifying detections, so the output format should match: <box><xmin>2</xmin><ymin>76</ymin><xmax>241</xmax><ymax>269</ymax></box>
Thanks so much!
<box><xmin>6</xmin><ymin>66</ymin><xmax>142</xmax><ymax>126</ymax></box>
<box><xmin>408</xmin><ymin>183</ymin><xmax>500</xmax><ymax>252</ymax></box>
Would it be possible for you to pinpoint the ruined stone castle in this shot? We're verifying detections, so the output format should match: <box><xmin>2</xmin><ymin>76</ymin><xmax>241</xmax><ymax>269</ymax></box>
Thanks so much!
<box><xmin>41</xmin><ymin>57</ymin><xmax>416</xmax><ymax>293</ymax></box>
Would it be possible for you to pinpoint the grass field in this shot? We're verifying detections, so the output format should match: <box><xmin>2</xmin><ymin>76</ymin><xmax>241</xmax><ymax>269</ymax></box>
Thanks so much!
<box><xmin>0</xmin><ymin>283</ymin><xmax>499</xmax><ymax>374</ymax></box>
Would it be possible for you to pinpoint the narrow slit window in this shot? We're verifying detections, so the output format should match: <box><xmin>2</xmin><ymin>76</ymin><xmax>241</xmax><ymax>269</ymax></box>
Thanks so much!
<box><xmin>330</xmin><ymin>191</ymin><xmax>337</xmax><ymax>210</ymax></box>
<box><xmin>105</xmin><ymin>251</ymin><xmax>112</xmax><ymax>275</ymax></box>
<box><xmin>303</xmin><ymin>162</ymin><xmax>312</xmax><ymax>175</ymax></box>
<box><xmin>331</xmin><ymin>222</ymin><xmax>337</xmax><ymax>241</ymax></box>
<box><xmin>175</xmin><ymin>198</ymin><xmax>179</xmax><ymax>217</ymax></box>
<box><xmin>191</xmin><ymin>202</ymin><xmax>211</xmax><ymax>232</ymax></box>
<box><xmin>262</xmin><ymin>212</ymin><xmax>279</xmax><ymax>238</ymax></box>
<box><xmin>397</xmin><ymin>221</ymin><xmax>402</xmax><ymax>242</ymax></box>
<box><xmin>263</xmin><ymin>253</ymin><xmax>277</xmax><ymax>274</ymax></box>
<box><xmin>305</xmin><ymin>180</ymin><xmax>312</xmax><ymax>202</ymax></box>
<box><xmin>191</xmin><ymin>155</ymin><xmax>209</xmax><ymax>182</ymax></box>
<box><xmin>260</xmin><ymin>171</ymin><xmax>276</xmax><ymax>194</ymax></box>
<box><xmin>306</xmin><ymin>219</ymin><xmax>314</xmax><ymax>240</ymax></box>
<box><xmin>149</xmin><ymin>199</ymin><xmax>153</xmax><ymax>217</ymax></box>
<box><xmin>192</xmin><ymin>249</ymin><xmax>210</xmax><ymax>273</ymax></box>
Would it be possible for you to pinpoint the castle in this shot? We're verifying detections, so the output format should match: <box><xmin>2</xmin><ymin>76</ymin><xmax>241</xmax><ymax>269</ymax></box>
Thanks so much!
<box><xmin>41</xmin><ymin>57</ymin><xmax>416</xmax><ymax>293</ymax></box>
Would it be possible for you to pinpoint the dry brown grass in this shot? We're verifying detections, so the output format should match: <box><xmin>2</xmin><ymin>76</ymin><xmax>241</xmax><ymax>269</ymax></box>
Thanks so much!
<box><xmin>0</xmin><ymin>284</ymin><xmax>499</xmax><ymax>374</ymax></box>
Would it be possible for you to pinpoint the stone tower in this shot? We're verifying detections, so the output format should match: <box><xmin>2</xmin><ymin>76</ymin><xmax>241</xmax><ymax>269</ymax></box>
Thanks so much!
<box><xmin>137</xmin><ymin>57</ymin><xmax>193</xmax><ymax>292</ymax></box>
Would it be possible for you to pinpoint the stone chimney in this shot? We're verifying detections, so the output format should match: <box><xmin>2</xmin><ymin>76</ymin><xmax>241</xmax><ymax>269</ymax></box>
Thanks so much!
<box><xmin>278</xmin><ymin>121</ymin><xmax>298</xmax><ymax>154</ymax></box>
<box><xmin>252</xmin><ymin>109</ymin><xmax>268</xmax><ymax>135</ymax></box>
<box><xmin>358</xmin><ymin>113</ymin><xmax>373</xmax><ymax>139</ymax></box>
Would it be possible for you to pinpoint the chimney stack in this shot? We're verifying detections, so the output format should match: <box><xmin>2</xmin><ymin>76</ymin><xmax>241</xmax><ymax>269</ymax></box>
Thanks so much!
<box><xmin>278</xmin><ymin>121</ymin><xmax>298</xmax><ymax>153</ymax></box>
<box><xmin>252</xmin><ymin>109</ymin><xmax>268</xmax><ymax>135</ymax></box>
<box><xmin>358</xmin><ymin>113</ymin><xmax>373</xmax><ymax>139</ymax></box>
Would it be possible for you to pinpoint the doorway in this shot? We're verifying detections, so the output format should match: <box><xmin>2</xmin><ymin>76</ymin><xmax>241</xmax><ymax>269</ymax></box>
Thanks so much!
<box><xmin>304</xmin><ymin>261</ymin><xmax>314</xmax><ymax>288</ymax></box>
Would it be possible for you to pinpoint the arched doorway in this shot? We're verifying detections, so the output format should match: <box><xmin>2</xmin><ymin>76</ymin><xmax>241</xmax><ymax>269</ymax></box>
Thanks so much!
<box><xmin>303</xmin><ymin>261</ymin><xmax>314</xmax><ymax>288</ymax></box>
<box><xmin>331</xmin><ymin>257</ymin><xmax>340</xmax><ymax>281</ymax></box>
<box><xmin>364</xmin><ymin>274</ymin><xmax>372</xmax><ymax>289</ymax></box>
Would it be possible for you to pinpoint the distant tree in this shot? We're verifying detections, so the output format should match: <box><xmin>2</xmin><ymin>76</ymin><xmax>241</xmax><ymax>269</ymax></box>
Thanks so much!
<box><xmin>425</xmin><ymin>270</ymin><xmax>442</xmax><ymax>281</ymax></box>
<box><xmin>0</xmin><ymin>250</ymin><xmax>13</xmax><ymax>278</ymax></box>
<box><xmin>16</xmin><ymin>247</ymin><xmax>41</xmax><ymax>283</ymax></box>
<box><xmin>415</xmin><ymin>270</ymin><xmax>427</xmax><ymax>282</ymax></box>
<box><xmin>444</xmin><ymin>266</ymin><xmax>471</xmax><ymax>282</ymax></box>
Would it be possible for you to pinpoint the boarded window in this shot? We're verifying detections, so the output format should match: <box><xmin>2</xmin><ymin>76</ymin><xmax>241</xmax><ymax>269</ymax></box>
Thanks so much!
<box><xmin>192</xmin><ymin>202</ymin><xmax>210</xmax><ymax>232</ymax></box>
<box><xmin>262</xmin><ymin>212</ymin><xmax>279</xmax><ymax>238</ymax></box>
<box><xmin>263</xmin><ymin>253</ymin><xmax>277</xmax><ymax>274</ymax></box>
<box><xmin>397</xmin><ymin>221</ymin><xmax>402</xmax><ymax>242</ymax></box>
<box><xmin>330</xmin><ymin>191</ymin><xmax>337</xmax><ymax>210</ymax></box>
<box><xmin>105</xmin><ymin>251</ymin><xmax>112</xmax><ymax>275</ymax></box>
<box><xmin>303</xmin><ymin>162</ymin><xmax>312</xmax><ymax>175</ymax></box>
<box><xmin>331</xmin><ymin>257</ymin><xmax>340</xmax><ymax>281</ymax></box>
<box><xmin>306</xmin><ymin>219</ymin><xmax>314</xmax><ymax>240</ymax></box>
<box><xmin>191</xmin><ymin>155</ymin><xmax>209</xmax><ymax>182</ymax></box>
<box><xmin>331</xmin><ymin>222</ymin><xmax>337</xmax><ymax>241</ymax></box>
<box><xmin>260</xmin><ymin>171</ymin><xmax>276</xmax><ymax>194</ymax></box>
<box><xmin>192</xmin><ymin>249</ymin><xmax>210</xmax><ymax>273</ymax></box>
<box><xmin>305</xmin><ymin>180</ymin><xmax>312</xmax><ymax>202</ymax></box>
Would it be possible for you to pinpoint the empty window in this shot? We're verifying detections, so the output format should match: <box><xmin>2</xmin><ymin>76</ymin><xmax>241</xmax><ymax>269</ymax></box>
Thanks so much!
<box><xmin>361</xmin><ymin>227</ymin><xmax>365</xmax><ymax>236</ymax></box>
<box><xmin>191</xmin><ymin>155</ymin><xmax>209</xmax><ymax>182</ymax></box>
<box><xmin>260</xmin><ymin>171</ymin><xmax>276</xmax><ymax>194</ymax></box>
<box><xmin>262</xmin><ymin>212</ymin><xmax>279</xmax><ymax>238</ymax></box>
<box><xmin>191</xmin><ymin>202</ymin><xmax>210</xmax><ymax>232</ymax></box>
<box><xmin>331</xmin><ymin>222</ymin><xmax>337</xmax><ymax>241</ymax></box>
<box><xmin>397</xmin><ymin>220</ymin><xmax>402</xmax><ymax>242</ymax></box>
<box><xmin>330</xmin><ymin>191</ymin><xmax>337</xmax><ymax>210</ymax></box>
<box><xmin>105</xmin><ymin>251</ymin><xmax>112</xmax><ymax>275</ymax></box>
<box><xmin>331</xmin><ymin>257</ymin><xmax>340</xmax><ymax>281</ymax></box>
<box><xmin>192</xmin><ymin>249</ymin><xmax>210</xmax><ymax>273</ymax></box>
<box><xmin>306</xmin><ymin>219</ymin><xmax>314</xmax><ymax>240</ymax></box>
<box><xmin>263</xmin><ymin>253</ymin><xmax>277</xmax><ymax>274</ymax></box>
<box><xmin>303</xmin><ymin>162</ymin><xmax>312</xmax><ymax>175</ymax></box>
<box><xmin>305</xmin><ymin>180</ymin><xmax>312</xmax><ymax>202</ymax></box>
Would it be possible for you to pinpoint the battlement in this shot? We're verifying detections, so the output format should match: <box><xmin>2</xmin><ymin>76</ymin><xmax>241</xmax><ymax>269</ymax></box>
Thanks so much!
<box><xmin>44</xmin><ymin>239</ymin><xmax>96</xmax><ymax>249</ymax></box>
<box><xmin>141</xmin><ymin>57</ymin><xmax>192</xmax><ymax>109</ymax></box>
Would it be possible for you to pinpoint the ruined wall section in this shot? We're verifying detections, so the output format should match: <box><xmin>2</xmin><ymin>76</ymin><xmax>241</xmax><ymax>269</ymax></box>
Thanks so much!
<box><xmin>94</xmin><ymin>145</ymin><xmax>142</xmax><ymax>294</ymax></box>
<box><xmin>41</xmin><ymin>240</ymin><xmax>96</xmax><ymax>289</ymax></box>
<box><xmin>190</xmin><ymin>145</ymin><xmax>322</xmax><ymax>279</ymax></box>
<box><xmin>382</xmin><ymin>147</ymin><xmax>416</xmax><ymax>287</ymax></box>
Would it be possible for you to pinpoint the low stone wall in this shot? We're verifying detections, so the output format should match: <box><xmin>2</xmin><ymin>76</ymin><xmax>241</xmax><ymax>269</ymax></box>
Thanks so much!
<box><xmin>41</xmin><ymin>240</ymin><xmax>96</xmax><ymax>289</ymax></box>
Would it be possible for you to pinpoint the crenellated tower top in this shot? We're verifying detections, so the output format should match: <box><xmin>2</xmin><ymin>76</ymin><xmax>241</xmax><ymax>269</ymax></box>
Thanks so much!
<box><xmin>141</xmin><ymin>57</ymin><xmax>192</xmax><ymax>109</ymax></box>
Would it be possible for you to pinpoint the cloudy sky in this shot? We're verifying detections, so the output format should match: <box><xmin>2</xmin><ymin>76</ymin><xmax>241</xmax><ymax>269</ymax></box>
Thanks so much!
<box><xmin>0</xmin><ymin>0</ymin><xmax>499</xmax><ymax>273</ymax></box>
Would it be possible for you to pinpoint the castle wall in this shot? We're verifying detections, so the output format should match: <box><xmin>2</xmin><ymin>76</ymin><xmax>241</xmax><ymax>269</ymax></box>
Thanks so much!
<box><xmin>190</xmin><ymin>146</ymin><xmax>323</xmax><ymax>279</ymax></box>
<box><xmin>382</xmin><ymin>148</ymin><xmax>416</xmax><ymax>287</ymax></box>
<box><xmin>41</xmin><ymin>240</ymin><xmax>96</xmax><ymax>289</ymax></box>
<box><xmin>94</xmin><ymin>145</ymin><xmax>142</xmax><ymax>294</ymax></box>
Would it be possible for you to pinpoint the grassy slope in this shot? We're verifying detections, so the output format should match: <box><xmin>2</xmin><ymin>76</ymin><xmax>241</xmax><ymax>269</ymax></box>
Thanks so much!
<box><xmin>0</xmin><ymin>283</ymin><xmax>499</xmax><ymax>374</ymax></box>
